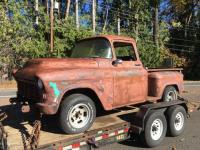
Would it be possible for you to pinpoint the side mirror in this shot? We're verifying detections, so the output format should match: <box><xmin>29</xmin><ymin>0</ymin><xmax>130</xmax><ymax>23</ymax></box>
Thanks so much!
<box><xmin>112</xmin><ymin>59</ymin><xmax>122</xmax><ymax>66</ymax></box>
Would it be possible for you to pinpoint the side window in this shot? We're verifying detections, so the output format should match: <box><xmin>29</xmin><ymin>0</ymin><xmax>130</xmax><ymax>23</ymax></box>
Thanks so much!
<box><xmin>114</xmin><ymin>42</ymin><xmax>137</xmax><ymax>61</ymax></box>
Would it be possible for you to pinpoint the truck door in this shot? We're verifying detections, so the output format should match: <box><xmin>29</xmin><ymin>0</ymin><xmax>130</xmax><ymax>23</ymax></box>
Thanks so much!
<box><xmin>112</xmin><ymin>41</ymin><xmax>148</xmax><ymax>107</ymax></box>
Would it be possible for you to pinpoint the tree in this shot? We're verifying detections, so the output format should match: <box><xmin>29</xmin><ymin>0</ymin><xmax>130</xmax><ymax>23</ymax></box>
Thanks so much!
<box><xmin>75</xmin><ymin>0</ymin><xmax>79</xmax><ymax>30</ymax></box>
<box><xmin>92</xmin><ymin>0</ymin><xmax>96</xmax><ymax>34</ymax></box>
<box><xmin>65</xmin><ymin>0</ymin><xmax>71</xmax><ymax>19</ymax></box>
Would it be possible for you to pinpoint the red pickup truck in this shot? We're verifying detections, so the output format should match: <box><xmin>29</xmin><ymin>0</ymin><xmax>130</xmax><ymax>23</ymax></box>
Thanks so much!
<box><xmin>13</xmin><ymin>35</ymin><xmax>184</xmax><ymax>134</ymax></box>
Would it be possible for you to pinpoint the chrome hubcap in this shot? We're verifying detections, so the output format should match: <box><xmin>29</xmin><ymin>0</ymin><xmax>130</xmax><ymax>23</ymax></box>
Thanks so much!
<box><xmin>150</xmin><ymin>119</ymin><xmax>163</xmax><ymax>141</ymax></box>
<box><xmin>68</xmin><ymin>103</ymin><xmax>91</xmax><ymax>129</ymax></box>
<box><xmin>174</xmin><ymin>112</ymin><xmax>184</xmax><ymax>131</ymax></box>
<box><xmin>166</xmin><ymin>91</ymin><xmax>177</xmax><ymax>101</ymax></box>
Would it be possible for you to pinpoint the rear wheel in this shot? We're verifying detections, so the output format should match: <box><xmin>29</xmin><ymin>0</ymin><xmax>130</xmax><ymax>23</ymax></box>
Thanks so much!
<box><xmin>167</xmin><ymin>105</ymin><xmax>186</xmax><ymax>137</ymax></box>
<box><xmin>141</xmin><ymin>111</ymin><xmax>167</xmax><ymax>147</ymax></box>
<box><xmin>163</xmin><ymin>86</ymin><xmax>178</xmax><ymax>102</ymax></box>
<box><xmin>59</xmin><ymin>94</ymin><xmax>96</xmax><ymax>134</ymax></box>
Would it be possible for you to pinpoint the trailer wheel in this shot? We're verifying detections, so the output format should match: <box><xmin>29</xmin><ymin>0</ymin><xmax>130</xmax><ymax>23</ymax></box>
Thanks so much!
<box><xmin>142</xmin><ymin>111</ymin><xmax>167</xmax><ymax>147</ymax></box>
<box><xmin>59</xmin><ymin>94</ymin><xmax>96</xmax><ymax>134</ymax></box>
<box><xmin>167</xmin><ymin>105</ymin><xmax>186</xmax><ymax>137</ymax></box>
<box><xmin>163</xmin><ymin>86</ymin><xmax>177</xmax><ymax>102</ymax></box>
<box><xmin>0</xmin><ymin>124</ymin><xmax>7</xmax><ymax>150</ymax></box>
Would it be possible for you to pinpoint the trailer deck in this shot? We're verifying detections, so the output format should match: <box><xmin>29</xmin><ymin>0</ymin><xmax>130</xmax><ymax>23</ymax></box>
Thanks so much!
<box><xmin>1</xmin><ymin>104</ymin><xmax>140</xmax><ymax>150</ymax></box>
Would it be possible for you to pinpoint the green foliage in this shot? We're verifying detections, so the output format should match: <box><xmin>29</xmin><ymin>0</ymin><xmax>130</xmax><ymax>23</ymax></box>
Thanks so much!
<box><xmin>0</xmin><ymin>0</ymin><xmax>191</xmax><ymax>78</ymax></box>
<box><xmin>53</xmin><ymin>18</ymin><xmax>92</xmax><ymax>57</ymax></box>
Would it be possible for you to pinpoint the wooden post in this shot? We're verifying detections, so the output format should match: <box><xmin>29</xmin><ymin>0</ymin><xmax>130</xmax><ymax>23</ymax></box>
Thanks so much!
<box><xmin>50</xmin><ymin>0</ymin><xmax>54</xmax><ymax>53</ymax></box>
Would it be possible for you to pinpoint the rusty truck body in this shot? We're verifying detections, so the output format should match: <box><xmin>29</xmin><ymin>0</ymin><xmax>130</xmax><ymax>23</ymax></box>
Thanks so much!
<box><xmin>13</xmin><ymin>35</ymin><xmax>184</xmax><ymax>134</ymax></box>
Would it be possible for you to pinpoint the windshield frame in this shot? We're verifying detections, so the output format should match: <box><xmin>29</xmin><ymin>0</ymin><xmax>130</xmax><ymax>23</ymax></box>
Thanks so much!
<box><xmin>70</xmin><ymin>37</ymin><xmax>113</xmax><ymax>59</ymax></box>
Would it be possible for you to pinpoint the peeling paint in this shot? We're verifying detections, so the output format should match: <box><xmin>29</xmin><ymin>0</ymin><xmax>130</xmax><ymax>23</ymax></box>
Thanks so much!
<box><xmin>49</xmin><ymin>82</ymin><xmax>60</xmax><ymax>97</ymax></box>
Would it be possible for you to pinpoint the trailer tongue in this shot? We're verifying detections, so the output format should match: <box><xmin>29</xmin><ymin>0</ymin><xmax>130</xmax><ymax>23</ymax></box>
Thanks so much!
<box><xmin>0</xmin><ymin>98</ymin><xmax>192</xmax><ymax>150</ymax></box>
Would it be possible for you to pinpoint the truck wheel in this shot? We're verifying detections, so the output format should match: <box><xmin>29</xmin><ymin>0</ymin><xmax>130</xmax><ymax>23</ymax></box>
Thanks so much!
<box><xmin>163</xmin><ymin>86</ymin><xmax>177</xmax><ymax>102</ymax></box>
<box><xmin>167</xmin><ymin>105</ymin><xmax>186</xmax><ymax>137</ymax></box>
<box><xmin>59</xmin><ymin>94</ymin><xmax>96</xmax><ymax>134</ymax></box>
<box><xmin>142</xmin><ymin>111</ymin><xmax>167</xmax><ymax>147</ymax></box>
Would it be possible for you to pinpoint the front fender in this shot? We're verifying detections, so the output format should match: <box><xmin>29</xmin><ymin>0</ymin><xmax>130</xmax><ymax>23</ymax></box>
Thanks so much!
<box><xmin>40</xmin><ymin>79</ymin><xmax>114</xmax><ymax>114</ymax></box>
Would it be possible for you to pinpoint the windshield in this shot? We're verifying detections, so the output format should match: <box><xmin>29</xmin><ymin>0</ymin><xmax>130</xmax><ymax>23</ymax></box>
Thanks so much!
<box><xmin>70</xmin><ymin>38</ymin><xmax>112</xmax><ymax>58</ymax></box>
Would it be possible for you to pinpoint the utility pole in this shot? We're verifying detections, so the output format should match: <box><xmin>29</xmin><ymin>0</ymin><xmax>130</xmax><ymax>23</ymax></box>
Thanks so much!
<box><xmin>35</xmin><ymin>0</ymin><xmax>39</xmax><ymax>25</ymax></box>
<box><xmin>92</xmin><ymin>0</ymin><xmax>96</xmax><ymax>34</ymax></box>
<box><xmin>50</xmin><ymin>0</ymin><xmax>54</xmax><ymax>53</ymax></box>
<box><xmin>75</xmin><ymin>0</ymin><xmax>79</xmax><ymax>30</ymax></box>
<box><xmin>152</xmin><ymin>0</ymin><xmax>159</xmax><ymax>48</ymax></box>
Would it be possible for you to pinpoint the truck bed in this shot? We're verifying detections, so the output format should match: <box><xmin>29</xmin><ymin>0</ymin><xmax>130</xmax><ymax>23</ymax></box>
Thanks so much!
<box><xmin>1</xmin><ymin>104</ymin><xmax>140</xmax><ymax>150</ymax></box>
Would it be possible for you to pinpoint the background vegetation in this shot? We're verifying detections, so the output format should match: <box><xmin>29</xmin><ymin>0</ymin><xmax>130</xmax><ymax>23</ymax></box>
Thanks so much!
<box><xmin>0</xmin><ymin>0</ymin><xmax>199</xmax><ymax>80</ymax></box>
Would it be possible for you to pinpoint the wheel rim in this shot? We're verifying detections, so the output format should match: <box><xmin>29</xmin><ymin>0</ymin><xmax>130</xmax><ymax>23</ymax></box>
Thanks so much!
<box><xmin>166</xmin><ymin>91</ymin><xmax>177</xmax><ymax>101</ymax></box>
<box><xmin>68</xmin><ymin>103</ymin><xmax>91</xmax><ymax>129</ymax></box>
<box><xmin>150</xmin><ymin>119</ymin><xmax>163</xmax><ymax>141</ymax></box>
<box><xmin>174</xmin><ymin>112</ymin><xmax>184</xmax><ymax>131</ymax></box>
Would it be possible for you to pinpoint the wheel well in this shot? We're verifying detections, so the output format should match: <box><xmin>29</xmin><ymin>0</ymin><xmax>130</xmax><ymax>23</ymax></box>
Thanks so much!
<box><xmin>61</xmin><ymin>88</ymin><xmax>104</xmax><ymax>112</ymax></box>
<box><xmin>165</xmin><ymin>85</ymin><xmax>179</xmax><ymax>93</ymax></box>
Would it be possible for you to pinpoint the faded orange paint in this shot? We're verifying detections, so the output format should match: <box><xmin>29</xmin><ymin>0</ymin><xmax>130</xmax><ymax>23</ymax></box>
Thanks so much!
<box><xmin>13</xmin><ymin>35</ymin><xmax>184</xmax><ymax>115</ymax></box>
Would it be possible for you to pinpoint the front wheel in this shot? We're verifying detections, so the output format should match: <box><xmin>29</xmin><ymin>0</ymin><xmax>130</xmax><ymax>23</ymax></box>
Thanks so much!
<box><xmin>141</xmin><ymin>111</ymin><xmax>167</xmax><ymax>147</ymax></box>
<box><xmin>59</xmin><ymin>94</ymin><xmax>96</xmax><ymax>134</ymax></box>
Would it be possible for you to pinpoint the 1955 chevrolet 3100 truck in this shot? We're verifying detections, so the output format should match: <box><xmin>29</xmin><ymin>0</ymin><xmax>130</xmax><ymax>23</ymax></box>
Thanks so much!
<box><xmin>13</xmin><ymin>35</ymin><xmax>184</xmax><ymax>134</ymax></box>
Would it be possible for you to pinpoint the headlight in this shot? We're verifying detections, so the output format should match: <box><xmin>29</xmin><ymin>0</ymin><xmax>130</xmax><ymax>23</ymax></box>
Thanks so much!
<box><xmin>37</xmin><ymin>79</ymin><xmax>43</xmax><ymax>89</ymax></box>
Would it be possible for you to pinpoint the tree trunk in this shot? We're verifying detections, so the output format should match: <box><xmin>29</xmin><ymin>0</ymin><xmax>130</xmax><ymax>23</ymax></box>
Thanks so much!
<box><xmin>35</xmin><ymin>0</ymin><xmax>39</xmax><ymax>25</ymax></box>
<box><xmin>75</xmin><ymin>0</ymin><xmax>79</xmax><ymax>30</ymax></box>
<box><xmin>65</xmin><ymin>0</ymin><xmax>71</xmax><ymax>19</ymax></box>
<box><xmin>103</xmin><ymin>4</ymin><xmax>109</xmax><ymax>32</ymax></box>
<box><xmin>50</xmin><ymin>0</ymin><xmax>54</xmax><ymax>53</ymax></box>
<box><xmin>45</xmin><ymin>0</ymin><xmax>49</xmax><ymax>14</ymax></box>
<box><xmin>152</xmin><ymin>1</ymin><xmax>159</xmax><ymax>48</ymax></box>
<box><xmin>92</xmin><ymin>0</ymin><xmax>96</xmax><ymax>34</ymax></box>
<box><xmin>117</xmin><ymin>17</ymin><xmax>120</xmax><ymax>35</ymax></box>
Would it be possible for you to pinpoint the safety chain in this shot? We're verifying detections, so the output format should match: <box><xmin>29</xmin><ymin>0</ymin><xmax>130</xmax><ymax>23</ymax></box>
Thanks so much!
<box><xmin>27</xmin><ymin>114</ymin><xmax>42</xmax><ymax>150</ymax></box>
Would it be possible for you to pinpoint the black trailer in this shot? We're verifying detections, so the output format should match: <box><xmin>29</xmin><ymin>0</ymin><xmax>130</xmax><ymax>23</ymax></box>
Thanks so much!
<box><xmin>0</xmin><ymin>98</ymin><xmax>189</xmax><ymax>150</ymax></box>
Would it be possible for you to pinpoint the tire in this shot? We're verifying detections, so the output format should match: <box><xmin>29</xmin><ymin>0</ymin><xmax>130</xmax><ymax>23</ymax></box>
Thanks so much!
<box><xmin>162</xmin><ymin>86</ymin><xmax>178</xmax><ymax>102</ymax></box>
<box><xmin>167</xmin><ymin>105</ymin><xmax>186</xmax><ymax>137</ymax></box>
<box><xmin>59</xmin><ymin>94</ymin><xmax>96</xmax><ymax>134</ymax></box>
<box><xmin>141</xmin><ymin>111</ymin><xmax>167</xmax><ymax>147</ymax></box>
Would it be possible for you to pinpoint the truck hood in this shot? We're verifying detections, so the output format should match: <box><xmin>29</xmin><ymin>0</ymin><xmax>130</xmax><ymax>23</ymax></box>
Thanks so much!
<box><xmin>14</xmin><ymin>58</ymin><xmax>99</xmax><ymax>81</ymax></box>
<box><xmin>24</xmin><ymin>58</ymin><xmax>99</xmax><ymax>69</ymax></box>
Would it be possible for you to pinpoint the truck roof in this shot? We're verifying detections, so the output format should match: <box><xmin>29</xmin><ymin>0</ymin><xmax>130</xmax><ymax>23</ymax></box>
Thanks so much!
<box><xmin>83</xmin><ymin>35</ymin><xmax>136</xmax><ymax>43</ymax></box>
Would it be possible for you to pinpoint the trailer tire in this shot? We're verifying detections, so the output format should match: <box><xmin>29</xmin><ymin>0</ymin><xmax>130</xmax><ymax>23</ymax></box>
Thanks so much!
<box><xmin>0</xmin><ymin>123</ymin><xmax>7</xmax><ymax>150</ymax></box>
<box><xmin>59</xmin><ymin>94</ymin><xmax>96</xmax><ymax>134</ymax></box>
<box><xmin>141</xmin><ymin>111</ymin><xmax>167</xmax><ymax>147</ymax></box>
<box><xmin>167</xmin><ymin>105</ymin><xmax>186</xmax><ymax>137</ymax></box>
<box><xmin>163</xmin><ymin>86</ymin><xmax>178</xmax><ymax>102</ymax></box>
